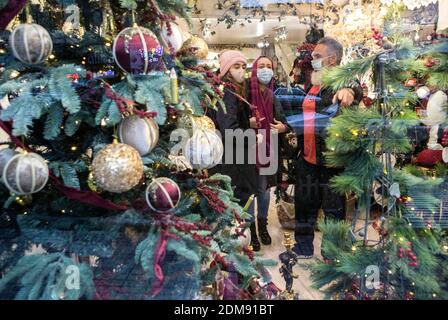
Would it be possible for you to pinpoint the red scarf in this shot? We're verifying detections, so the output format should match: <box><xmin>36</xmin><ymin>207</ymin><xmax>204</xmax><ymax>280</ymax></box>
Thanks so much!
<box><xmin>302</xmin><ymin>85</ymin><xmax>321</xmax><ymax>165</ymax></box>
<box><xmin>250</xmin><ymin>57</ymin><xmax>275</xmax><ymax>169</ymax></box>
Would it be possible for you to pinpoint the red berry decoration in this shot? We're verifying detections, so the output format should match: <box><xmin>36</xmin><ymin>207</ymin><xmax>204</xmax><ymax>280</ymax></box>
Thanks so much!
<box><xmin>113</xmin><ymin>25</ymin><xmax>164</xmax><ymax>74</ymax></box>
<box><xmin>397</xmin><ymin>247</ymin><xmax>405</xmax><ymax>258</ymax></box>
<box><xmin>145</xmin><ymin>177</ymin><xmax>181</xmax><ymax>213</ymax></box>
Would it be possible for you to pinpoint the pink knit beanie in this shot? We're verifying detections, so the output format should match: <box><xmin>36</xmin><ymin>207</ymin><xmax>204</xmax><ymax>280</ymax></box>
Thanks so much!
<box><xmin>219</xmin><ymin>50</ymin><xmax>247</xmax><ymax>79</ymax></box>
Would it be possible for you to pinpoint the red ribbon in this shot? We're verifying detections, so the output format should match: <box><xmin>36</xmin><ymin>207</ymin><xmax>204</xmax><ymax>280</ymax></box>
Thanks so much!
<box><xmin>0</xmin><ymin>120</ymin><xmax>129</xmax><ymax>211</ymax></box>
<box><xmin>150</xmin><ymin>229</ymin><xmax>179</xmax><ymax>297</ymax></box>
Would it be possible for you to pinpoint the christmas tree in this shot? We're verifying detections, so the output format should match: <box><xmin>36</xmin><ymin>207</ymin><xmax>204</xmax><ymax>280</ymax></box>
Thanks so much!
<box><xmin>0</xmin><ymin>0</ymin><xmax>277</xmax><ymax>300</ymax></box>
<box><xmin>310</xmin><ymin>7</ymin><xmax>448</xmax><ymax>300</ymax></box>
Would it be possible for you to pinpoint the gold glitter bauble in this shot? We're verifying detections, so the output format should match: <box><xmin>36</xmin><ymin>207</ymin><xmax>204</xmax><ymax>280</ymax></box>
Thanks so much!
<box><xmin>180</xmin><ymin>35</ymin><xmax>209</xmax><ymax>60</ymax></box>
<box><xmin>92</xmin><ymin>143</ymin><xmax>143</xmax><ymax>193</ymax></box>
<box><xmin>177</xmin><ymin>114</ymin><xmax>215</xmax><ymax>136</ymax></box>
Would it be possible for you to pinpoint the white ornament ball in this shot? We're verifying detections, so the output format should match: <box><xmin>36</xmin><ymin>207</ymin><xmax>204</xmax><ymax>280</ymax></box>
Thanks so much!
<box><xmin>0</xmin><ymin>148</ymin><xmax>18</xmax><ymax>180</ymax></box>
<box><xmin>92</xmin><ymin>143</ymin><xmax>144</xmax><ymax>193</ymax></box>
<box><xmin>185</xmin><ymin>129</ymin><xmax>223</xmax><ymax>170</ymax></box>
<box><xmin>230</xmin><ymin>225</ymin><xmax>251</xmax><ymax>248</ymax></box>
<box><xmin>118</xmin><ymin>116</ymin><xmax>159</xmax><ymax>156</ymax></box>
<box><xmin>3</xmin><ymin>152</ymin><xmax>49</xmax><ymax>195</ymax></box>
<box><xmin>161</xmin><ymin>22</ymin><xmax>185</xmax><ymax>52</ymax></box>
<box><xmin>9</xmin><ymin>23</ymin><xmax>53</xmax><ymax>64</ymax></box>
<box><xmin>416</xmin><ymin>86</ymin><xmax>431</xmax><ymax>99</ymax></box>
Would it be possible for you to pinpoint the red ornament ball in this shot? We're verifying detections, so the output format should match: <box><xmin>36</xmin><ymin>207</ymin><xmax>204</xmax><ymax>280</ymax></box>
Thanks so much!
<box><xmin>145</xmin><ymin>177</ymin><xmax>181</xmax><ymax>213</ymax></box>
<box><xmin>113</xmin><ymin>25</ymin><xmax>164</xmax><ymax>74</ymax></box>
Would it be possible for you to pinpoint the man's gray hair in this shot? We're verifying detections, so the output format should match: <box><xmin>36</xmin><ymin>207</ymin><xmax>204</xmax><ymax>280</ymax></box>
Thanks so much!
<box><xmin>317</xmin><ymin>37</ymin><xmax>343</xmax><ymax>65</ymax></box>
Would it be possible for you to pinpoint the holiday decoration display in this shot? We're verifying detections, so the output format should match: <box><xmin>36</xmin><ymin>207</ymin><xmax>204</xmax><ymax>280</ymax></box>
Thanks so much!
<box><xmin>9</xmin><ymin>23</ymin><xmax>53</xmax><ymax>64</ymax></box>
<box><xmin>92</xmin><ymin>143</ymin><xmax>143</xmax><ymax>193</ymax></box>
<box><xmin>145</xmin><ymin>177</ymin><xmax>181</xmax><ymax>213</ymax></box>
<box><xmin>118</xmin><ymin>115</ymin><xmax>159</xmax><ymax>156</ymax></box>
<box><xmin>161</xmin><ymin>21</ymin><xmax>184</xmax><ymax>52</ymax></box>
<box><xmin>185</xmin><ymin>129</ymin><xmax>223</xmax><ymax>170</ymax></box>
<box><xmin>180</xmin><ymin>35</ymin><xmax>209</xmax><ymax>60</ymax></box>
<box><xmin>0</xmin><ymin>0</ymin><xmax>275</xmax><ymax>302</ymax></box>
<box><xmin>0</xmin><ymin>147</ymin><xmax>17</xmax><ymax>179</ymax></box>
<box><xmin>2</xmin><ymin>152</ymin><xmax>49</xmax><ymax>195</ymax></box>
<box><xmin>112</xmin><ymin>25</ymin><xmax>164</xmax><ymax>74</ymax></box>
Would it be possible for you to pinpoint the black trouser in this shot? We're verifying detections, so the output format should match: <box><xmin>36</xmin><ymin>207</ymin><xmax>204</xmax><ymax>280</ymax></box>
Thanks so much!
<box><xmin>294</xmin><ymin>157</ymin><xmax>345</xmax><ymax>256</ymax></box>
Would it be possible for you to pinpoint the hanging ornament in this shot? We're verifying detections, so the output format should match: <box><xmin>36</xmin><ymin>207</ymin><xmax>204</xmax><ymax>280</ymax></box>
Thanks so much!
<box><xmin>3</xmin><ymin>152</ymin><xmax>49</xmax><ymax>195</ymax></box>
<box><xmin>180</xmin><ymin>35</ymin><xmax>209</xmax><ymax>60</ymax></box>
<box><xmin>9</xmin><ymin>23</ymin><xmax>53</xmax><ymax>64</ymax></box>
<box><xmin>118</xmin><ymin>115</ymin><xmax>159</xmax><ymax>156</ymax></box>
<box><xmin>92</xmin><ymin>143</ymin><xmax>143</xmax><ymax>193</ymax></box>
<box><xmin>145</xmin><ymin>177</ymin><xmax>181</xmax><ymax>213</ymax></box>
<box><xmin>112</xmin><ymin>25</ymin><xmax>164</xmax><ymax>74</ymax></box>
<box><xmin>0</xmin><ymin>148</ymin><xmax>17</xmax><ymax>180</ymax></box>
<box><xmin>185</xmin><ymin>129</ymin><xmax>223</xmax><ymax>170</ymax></box>
<box><xmin>168</xmin><ymin>154</ymin><xmax>193</xmax><ymax>171</ymax></box>
<box><xmin>416</xmin><ymin>86</ymin><xmax>431</xmax><ymax>99</ymax></box>
<box><xmin>177</xmin><ymin>113</ymin><xmax>216</xmax><ymax>136</ymax></box>
<box><xmin>161</xmin><ymin>21</ymin><xmax>185</xmax><ymax>53</ymax></box>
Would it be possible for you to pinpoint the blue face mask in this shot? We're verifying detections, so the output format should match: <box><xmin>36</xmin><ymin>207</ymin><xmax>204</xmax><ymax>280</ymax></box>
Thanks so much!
<box><xmin>257</xmin><ymin>68</ymin><xmax>274</xmax><ymax>85</ymax></box>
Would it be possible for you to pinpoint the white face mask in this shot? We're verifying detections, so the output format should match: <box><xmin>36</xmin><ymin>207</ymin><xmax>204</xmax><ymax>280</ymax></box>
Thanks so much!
<box><xmin>311</xmin><ymin>55</ymin><xmax>334</xmax><ymax>71</ymax></box>
<box><xmin>257</xmin><ymin>68</ymin><xmax>274</xmax><ymax>85</ymax></box>
<box><xmin>229</xmin><ymin>68</ymin><xmax>246</xmax><ymax>84</ymax></box>
<box><xmin>311</xmin><ymin>59</ymin><xmax>323</xmax><ymax>71</ymax></box>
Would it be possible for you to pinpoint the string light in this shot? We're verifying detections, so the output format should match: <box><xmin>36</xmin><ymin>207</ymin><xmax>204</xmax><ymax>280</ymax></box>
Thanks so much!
<box><xmin>71</xmin><ymin>146</ymin><xmax>78</xmax><ymax>151</ymax></box>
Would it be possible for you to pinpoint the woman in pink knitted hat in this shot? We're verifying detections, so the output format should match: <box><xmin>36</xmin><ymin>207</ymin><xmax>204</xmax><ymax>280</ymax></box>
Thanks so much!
<box><xmin>209</xmin><ymin>50</ymin><xmax>258</xmax><ymax>231</ymax></box>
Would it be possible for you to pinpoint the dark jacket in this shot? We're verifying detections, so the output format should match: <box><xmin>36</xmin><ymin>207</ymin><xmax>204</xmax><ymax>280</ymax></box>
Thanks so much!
<box><xmin>295</xmin><ymin>85</ymin><xmax>364</xmax><ymax>166</ymax></box>
<box><xmin>208</xmin><ymin>87</ymin><xmax>258</xmax><ymax>206</ymax></box>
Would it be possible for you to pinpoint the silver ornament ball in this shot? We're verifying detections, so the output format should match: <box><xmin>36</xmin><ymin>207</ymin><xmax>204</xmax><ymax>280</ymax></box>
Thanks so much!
<box><xmin>9</xmin><ymin>23</ymin><xmax>53</xmax><ymax>64</ymax></box>
<box><xmin>3</xmin><ymin>152</ymin><xmax>49</xmax><ymax>195</ymax></box>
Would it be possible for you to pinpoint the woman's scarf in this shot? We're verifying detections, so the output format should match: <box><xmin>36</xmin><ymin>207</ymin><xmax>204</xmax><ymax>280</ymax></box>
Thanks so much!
<box><xmin>250</xmin><ymin>56</ymin><xmax>275</xmax><ymax>169</ymax></box>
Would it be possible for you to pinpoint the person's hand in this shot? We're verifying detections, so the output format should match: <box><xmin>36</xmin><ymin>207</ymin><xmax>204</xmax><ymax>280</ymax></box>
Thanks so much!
<box><xmin>270</xmin><ymin>119</ymin><xmax>287</xmax><ymax>133</ymax></box>
<box><xmin>249</xmin><ymin>117</ymin><xmax>265</xmax><ymax>129</ymax></box>
<box><xmin>256</xmin><ymin>133</ymin><xmax>264</xmax><ymax>145</ymax></box>
<box><xmin>333</xmin><ymin>88</ymin><xmax>355</xmax><ymax>107</ymax></box>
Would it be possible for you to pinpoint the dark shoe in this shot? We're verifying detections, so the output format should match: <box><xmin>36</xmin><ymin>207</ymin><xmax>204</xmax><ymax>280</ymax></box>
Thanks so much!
<box><xmin>257</xmin><ymin>218</ymin><xmax>272</xmax><ymax>245</ymax></box>
<box><xmin>250</xmin><ymin>222</ymin><xmax>261</xmax><ymax>252</ymax></box>
<box><xmin>293</xmin><ymin>239</ymin><xmax>314</xmax><ymax>259</ymax></box>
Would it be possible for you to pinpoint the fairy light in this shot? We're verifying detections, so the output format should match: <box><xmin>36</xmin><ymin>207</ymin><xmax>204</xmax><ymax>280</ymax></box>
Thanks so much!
<box><xmin>71</xmin><ymin>146</ymin><xmax>78</xmax><ymax>151</ymax></box>
<box><xmin>49</xmin><ymin>54</ymin><xmax>55</xmax><ymax>60</ymax></box>
<box><xmin>10</xmin><ymin>70</ymin><xmax>20</xmax><ymax>78</ymax></box>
